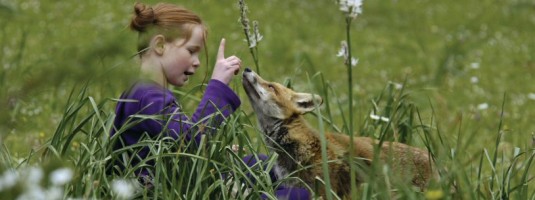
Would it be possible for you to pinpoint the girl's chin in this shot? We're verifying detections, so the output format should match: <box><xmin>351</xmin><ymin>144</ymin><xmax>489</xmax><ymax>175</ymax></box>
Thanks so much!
<box><xmin>168</xmin><ymin>80</ymin><xmax>185</xmax><ymax>87</ymax></box>
<box><xmin>169</xmin><ymin>77</ymin><xmax>188</xmax><ymax>87</ymax></box>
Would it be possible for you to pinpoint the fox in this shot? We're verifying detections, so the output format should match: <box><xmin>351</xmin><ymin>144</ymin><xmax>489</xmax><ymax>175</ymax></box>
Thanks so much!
<box><xmin>242</xmin><ymin>68</ymin><xmax>437</xmax><ymax>198</ymax></box>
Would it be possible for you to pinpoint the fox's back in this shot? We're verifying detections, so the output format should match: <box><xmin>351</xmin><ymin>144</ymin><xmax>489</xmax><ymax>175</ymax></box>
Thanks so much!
<box><xmin>329</xmin><ymin>133</ymin><xmax>435</xmax><ymax>189</ymax></box>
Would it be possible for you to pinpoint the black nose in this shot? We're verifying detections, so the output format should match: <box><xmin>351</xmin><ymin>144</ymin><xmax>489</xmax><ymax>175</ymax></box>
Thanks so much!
<box><xmin>244</xmin><ymin>68</ymin><xmax>251</xmax><ymax>72</ymax></box>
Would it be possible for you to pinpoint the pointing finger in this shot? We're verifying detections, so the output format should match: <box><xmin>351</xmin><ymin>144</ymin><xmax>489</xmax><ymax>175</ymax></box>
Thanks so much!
<box><xmin>217</xmin><ymin>38</ymin><xmax>225</xmax><ymax>60</ymax></box>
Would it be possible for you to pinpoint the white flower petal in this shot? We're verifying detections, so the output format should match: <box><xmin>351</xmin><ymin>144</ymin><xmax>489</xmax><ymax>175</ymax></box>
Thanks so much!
<box><xmin>351</xmin><ymin>57</ymin><xmax>359</xmax><ymax>67</ymax></box>
<box><xmin>470</xmin><ymin>62</ymin><xmax>480</xmax><ymax>69</ymax></box>
<box><xmin>470</xmin><ymin>76</ymin><xmax>479</xmax><ymax>84</ymax></box>
<box><xmin>50</xmin><ymin>168</ymin><xmax>73</xmax><ymax>186</ymax></box>
<box><xmin>370</xmin><ymin>112</ymin><xmax>390</xmax><ymax>122</ymax></box>
<box><xmin>112</xmin><ymin>179</ymin><xmax>136</xmax><ymax>199</ymax></box>
<box><xmin>477</xmin><ymin>103</ymin><xmax>489</xmax><ymax>110</ymax></box>
<box><xmin>0</xmin><ymin>169</ymin><xmax>19</xmax><ymax>191</ymax></box>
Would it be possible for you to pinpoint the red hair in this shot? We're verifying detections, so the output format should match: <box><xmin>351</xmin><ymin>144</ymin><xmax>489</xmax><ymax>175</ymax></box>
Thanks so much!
<box><xmin>130</xmin><ymin>2</ymin><xmax>207</xmax><ymax>54</ymax></box>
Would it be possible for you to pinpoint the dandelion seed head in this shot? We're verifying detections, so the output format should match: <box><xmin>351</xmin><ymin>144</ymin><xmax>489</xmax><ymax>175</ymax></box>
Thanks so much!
<box><xmin>528</xmin><ymin>93</ymin><xmax>535</xmax><ymax>100</ymax></box>
<box><xmin>50</xmin><ymin>168</ymin><xmax>73</xmax><ymax>186</ymax></box>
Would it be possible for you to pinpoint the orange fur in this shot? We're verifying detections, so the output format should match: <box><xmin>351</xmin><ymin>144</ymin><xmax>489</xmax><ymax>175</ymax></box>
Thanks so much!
<box><xmin>242</xmin><ymin>69</ymin><xmax>436</xmax><ymax>198</ymax></box>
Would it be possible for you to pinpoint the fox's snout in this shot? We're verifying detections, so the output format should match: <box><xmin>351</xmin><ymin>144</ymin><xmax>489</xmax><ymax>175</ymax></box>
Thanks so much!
<box><xmin>242</xmin><ymin>68</ymin><xmax>259</xmax><ymax>87</ymax></box>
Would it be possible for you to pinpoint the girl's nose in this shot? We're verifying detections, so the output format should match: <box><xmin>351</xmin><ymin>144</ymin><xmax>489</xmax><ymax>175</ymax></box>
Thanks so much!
<box><xmin>192</xmin><ymin>56</ymin><xmax>201</xmax><ymax>68</ymax></box>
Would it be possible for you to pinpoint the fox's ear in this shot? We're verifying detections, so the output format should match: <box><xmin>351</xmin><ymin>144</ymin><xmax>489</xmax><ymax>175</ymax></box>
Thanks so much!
<box><xmin>294</xmin><ymin>93</ymin><xmax>323</xmax><ymax>113</ymax></box>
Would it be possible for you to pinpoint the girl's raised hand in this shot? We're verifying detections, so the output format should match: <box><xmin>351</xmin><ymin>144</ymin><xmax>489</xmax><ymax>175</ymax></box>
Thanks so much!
<box><xmin>211</xmin><ymin>38</ymin><xmax>242</xmax><ymax>85</ymax></box>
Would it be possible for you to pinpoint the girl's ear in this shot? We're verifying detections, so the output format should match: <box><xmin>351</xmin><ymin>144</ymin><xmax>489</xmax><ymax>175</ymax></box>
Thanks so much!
<box><xmin>150</xmin><ymin>35</ymin><xmax>166</xmax><ymax>56</ymax></box>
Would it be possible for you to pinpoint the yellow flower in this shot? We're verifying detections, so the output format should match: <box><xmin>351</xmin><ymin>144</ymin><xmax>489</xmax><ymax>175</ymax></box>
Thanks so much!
<box><xmin>72</xmin><ymin>141</ymin><xmax>80</xmax><ymax>149</ymax></box>
<box><xmin>425</xmin><ymin>189</ymin><xmax>444</xmax><ymax>200</ymax></box>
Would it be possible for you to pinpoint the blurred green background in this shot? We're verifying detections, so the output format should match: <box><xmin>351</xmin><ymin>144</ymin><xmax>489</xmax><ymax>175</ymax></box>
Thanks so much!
<box><xmin>1</xmin><ymin>0</ymin><xmax>534</xmax><ymax>157</ymax></box>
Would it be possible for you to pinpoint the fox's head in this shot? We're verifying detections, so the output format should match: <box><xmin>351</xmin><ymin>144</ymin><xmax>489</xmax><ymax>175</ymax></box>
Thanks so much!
<box><xmin>242</xmin><ymin>68</ymin><xmax>323</xmax><ymax>122</ymax></box>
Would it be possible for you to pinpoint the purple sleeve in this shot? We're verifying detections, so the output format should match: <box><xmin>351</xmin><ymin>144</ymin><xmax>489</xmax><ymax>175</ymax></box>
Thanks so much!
<box><xmin>137</xmin><ymin>79</ymin><xmax>240</xmax><ymax>143</ymax></box>
<box><xmin>191</xmin><ymin>80</ymin><xmax>241</xmax><ymax>125</ymax></box>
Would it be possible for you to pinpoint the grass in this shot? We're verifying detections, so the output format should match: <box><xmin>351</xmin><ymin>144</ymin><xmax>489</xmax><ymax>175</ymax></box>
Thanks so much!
<box><xmin>1</xmin><ymin>0</ymin><xmax>534</xmax><ymax>199</ymax></box>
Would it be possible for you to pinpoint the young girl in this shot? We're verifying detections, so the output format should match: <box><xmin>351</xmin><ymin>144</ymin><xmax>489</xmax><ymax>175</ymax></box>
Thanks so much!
<box><xmin>111</xmin><ymin>2</ymin><xmax>241</xmax><ymax>179</ymax></box>
<box><xmin>111</xmin><ymin>2</ymin><xmax>310</xmax><ymax>199</ymax></box>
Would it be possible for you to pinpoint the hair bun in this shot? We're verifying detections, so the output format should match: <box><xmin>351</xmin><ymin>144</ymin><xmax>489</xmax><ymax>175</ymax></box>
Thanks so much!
<box><xmin>130</xmin><ymin>2</ymin><xmax>156</xmax><ymax>32</ymax></box>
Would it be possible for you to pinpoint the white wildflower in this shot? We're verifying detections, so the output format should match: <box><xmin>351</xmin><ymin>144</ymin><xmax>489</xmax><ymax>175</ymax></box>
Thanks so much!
<box><xmin>112</xmin><ymin>179</ymin><xmax>136</xmax><ymax>199</ymax></box>
<box><xmin>339</xmin><ymin>0</ymin><xmax>363</xmax><ymax>18</ymax></box>
<box><xmin>477</xmin><ymin>103</ymin><xmax>489</xmax><ymax>110</ymax></box>
<box><xmin>370</xmin><ymin>112</ymin><xmax>390</xmax><ymax>122</ymax></box>
<box><xmin>470</xmin><ymin>62</ymin><xmax>480</xmax><ymax>69</ymax></box>
<box><xmin>50</xmin><ymin>168</ymin><xmax>73</xmax><ymax>186</ymax></box>
<box><xmin>17</xmin><ymin>187</ymin><xmax>46</xmax><ymax>200</ymax></box>
<box><xmin>26</xmin><ymin>167</ymin><xmax>44</xmax><ymax>187</ymax></box>
<box><xmin>230</xmin><ymin>144</ymin><xmax>240</xmax><ymax>153</ymax></box>
<box><xmin>350</xmin><ymin>57</ymin><xmax>359</xmax><ymax>67</ymax></box>
<box><xmin>229</xmin><ymin>180</ymin><xmax>251</xmax><ymax>199</ymax></box>
<box><xmin>0</xmin><ymin>169</ymin><xmax>19</xmax><ymax>191</ymax></box>
<box><xmin>247</xmin><ymin>21</ymin><xmax>263</xmax><ymax>48</ymax></box>
<box><xmin>513</xmin><ymin>147</ymin><xmax>520</xmax><ymax>157</ymax></box>
<box><xmin>238</xmin><ymin>0</ymin><xmax>250</xmax><ymax>31</ymax></box>
<box><xmin>251</xmin><ymin>21</ymin><xmax>263</xmax><ymax>47</ymax></box>
<box><xmin>470</xmin><ymin>76</ymin><xmax>479</xmax><ymax>84</ymax></box>
<box><xmin>528</xmin><ymin>93</ymin><xmax>535</xmax><ymax>100</ymax></box>
<box><xmin>388</xmin><ymin>81</ymin><xmax>403</xmax><ymax>90</ymax></box>
<box><xmin>337</xmin><ymin>41</ymin><xmax>348</xmax><ymax>58</ymax></box>
<box><xmin>337</xmin><ymin>40</ymin><xmax>359</xmax><ymax>67</ymax></box>
<box><xmin>45</xmin><ymin>187</ymin><xmax>64</xmax><ymax>200</ymax></box>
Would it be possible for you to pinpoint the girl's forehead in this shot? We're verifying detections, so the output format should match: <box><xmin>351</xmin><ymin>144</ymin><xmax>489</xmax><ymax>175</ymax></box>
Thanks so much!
<box><xmin>172</xmin><ymin>25</ymin><xmax>206</xmax><ymax>47</ymax></box>
<box><xmin>188</xmin><ymin>25</ymin><xmax>206</xmax><ymax>44</ymax></box>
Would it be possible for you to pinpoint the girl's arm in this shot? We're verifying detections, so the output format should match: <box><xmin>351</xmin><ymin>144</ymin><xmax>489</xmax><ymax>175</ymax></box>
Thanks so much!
<box><xmin>136</xmin><ymin>80</ymin><xmax>240</xmax><ymax>143</ymax></box>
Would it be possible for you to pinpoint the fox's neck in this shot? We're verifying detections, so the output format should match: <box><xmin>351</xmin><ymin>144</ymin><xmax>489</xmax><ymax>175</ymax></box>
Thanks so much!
<box><xmin>261</xmin><ymin>114</ymin><xmax>321</xmax><ymax>173</ymax></box>
<box><xmin>261</xmin><ymin>114</ymin><xmax>314</xmax><ymax>146</ymax></box>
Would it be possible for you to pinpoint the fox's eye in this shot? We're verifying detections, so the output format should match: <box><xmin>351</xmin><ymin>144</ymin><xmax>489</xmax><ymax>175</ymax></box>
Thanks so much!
<box><xmin>268</xmin><ymin>84</ymin><xmax>276</xmax><ymax>91</ymax></box>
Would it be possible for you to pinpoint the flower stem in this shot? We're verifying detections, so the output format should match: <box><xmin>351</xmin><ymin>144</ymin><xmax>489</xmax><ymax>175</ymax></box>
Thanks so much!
<box><xmin>345</xmin><ymin>15</ymin><xmax>358</xmax><ymax>197</ymax></box>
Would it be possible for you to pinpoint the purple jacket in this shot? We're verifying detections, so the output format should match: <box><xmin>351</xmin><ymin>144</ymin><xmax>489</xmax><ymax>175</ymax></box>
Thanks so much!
<box><xmin>110</xmin><ymin>79</ymin><xmax>240</xmax><ymax>175</ymax></box>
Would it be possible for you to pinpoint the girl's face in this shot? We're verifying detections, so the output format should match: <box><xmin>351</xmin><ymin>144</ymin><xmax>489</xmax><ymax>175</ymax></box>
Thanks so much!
<box><xmin>160</xmin><ymin>25</ymin><xmax>204</xmax><ymax>87</ymax></box>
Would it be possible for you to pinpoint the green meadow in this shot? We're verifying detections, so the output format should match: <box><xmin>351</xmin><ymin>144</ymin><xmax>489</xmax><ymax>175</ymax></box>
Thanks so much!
<box><xmin>1</xmin><ymin>0</ymin><xmax>534</xmax><ymax>199</ymax></box>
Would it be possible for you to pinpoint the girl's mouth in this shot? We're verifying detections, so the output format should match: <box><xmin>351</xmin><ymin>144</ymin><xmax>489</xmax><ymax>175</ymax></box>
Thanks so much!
<box><xmin>184</xmin><ymin>71</ymin><xmax>194</xmax><ymax>76</ymax></box>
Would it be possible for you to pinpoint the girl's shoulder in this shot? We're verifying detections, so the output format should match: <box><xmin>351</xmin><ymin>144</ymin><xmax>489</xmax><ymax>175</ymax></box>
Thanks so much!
<box><xmin>124</xmin><ymin>81</ymin><xmax>174</xmax><ymax>101</ymax></box>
